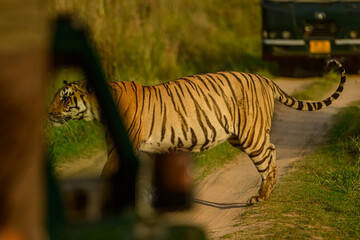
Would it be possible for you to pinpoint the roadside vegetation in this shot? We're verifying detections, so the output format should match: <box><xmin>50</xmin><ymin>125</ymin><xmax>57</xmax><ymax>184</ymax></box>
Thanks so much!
<box><xmin>46</xmin><ymin>0</ymin><xmax>269</xmax><ymax>170</ymax></box>
<box><xmin>47</xmin><ymin>0</ymin><xmax>267</xmax><ymax>84</ymax></box>
<box><xmin>223</xmin><ymin>91</ymin><xmax>360</xmax><ymax>238</ymax></box>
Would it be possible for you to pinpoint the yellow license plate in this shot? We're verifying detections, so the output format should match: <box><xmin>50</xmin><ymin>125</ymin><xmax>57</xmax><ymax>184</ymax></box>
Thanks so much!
<box><xmin>309</xmin><ymin>40</ymin><xmax>331</xmax><ymax>54</ymax></box>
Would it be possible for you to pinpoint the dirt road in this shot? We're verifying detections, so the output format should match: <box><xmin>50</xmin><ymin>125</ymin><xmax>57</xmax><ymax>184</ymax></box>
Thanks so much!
<box><xmin>162</xmin><ymin>75</ymin><xmax>360</xmax><ymax>239</ymax></box>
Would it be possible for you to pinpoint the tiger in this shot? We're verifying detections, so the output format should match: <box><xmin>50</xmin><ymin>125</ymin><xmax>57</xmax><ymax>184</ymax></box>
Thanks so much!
<box><xmin>48</xmin><ymin>59</ymin><xmax>346</xmax><ymax>205</ymax></box>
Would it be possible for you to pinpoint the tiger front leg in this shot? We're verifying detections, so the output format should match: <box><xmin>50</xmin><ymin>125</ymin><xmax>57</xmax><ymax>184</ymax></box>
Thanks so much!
<box><xmin>101</xmin><ymin>137</ymin><xmax>121</xmax><ymax>178</ymax></box>
<box><xmin>246</xmin><ymin>144</ymin><xmax>277</xmax><ymax>205</ymax></box>
<box><xmin>102</xmin><ymin>149</ymin><xmax>121</xmax><ymax>177</ymax></box>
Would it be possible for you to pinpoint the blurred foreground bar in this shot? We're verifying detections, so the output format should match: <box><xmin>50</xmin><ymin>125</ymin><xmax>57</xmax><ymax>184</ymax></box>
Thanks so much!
<box><xmin>0</xmin><ymin>1</ymin><xmax>49</xmax><ymax>240</ymax></box>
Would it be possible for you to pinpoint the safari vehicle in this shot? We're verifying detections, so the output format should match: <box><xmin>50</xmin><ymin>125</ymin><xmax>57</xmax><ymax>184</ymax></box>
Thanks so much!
<box><xmin>261</xmin><ymin>0</ymin><xmax>360</xmax><ymax>74</ymax></box>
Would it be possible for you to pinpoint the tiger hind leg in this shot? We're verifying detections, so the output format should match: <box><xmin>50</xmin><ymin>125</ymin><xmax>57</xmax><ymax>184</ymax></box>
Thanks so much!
<box><xmin>229</xmin><ymin>138</ymin><xmax>277</xmax><ymax>205</ymax></box>
<box><xmin>246</xmin><ymin>143</ymin><xmax>277</xmax><ymax>205</ymax></box>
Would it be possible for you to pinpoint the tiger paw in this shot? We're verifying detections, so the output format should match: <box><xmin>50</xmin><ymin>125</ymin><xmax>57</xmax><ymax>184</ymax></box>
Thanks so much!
<box><xmin>246</xmin><ymin>195</ymin><xmax>265</xmax><ymax>206</ymax></box>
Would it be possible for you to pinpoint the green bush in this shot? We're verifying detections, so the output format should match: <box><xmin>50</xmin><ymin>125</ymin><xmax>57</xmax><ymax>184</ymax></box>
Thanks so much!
<box><xmin>47</xmin><ymin>0</ymin><xmax>267</xmax><ymax>84</ymax></box>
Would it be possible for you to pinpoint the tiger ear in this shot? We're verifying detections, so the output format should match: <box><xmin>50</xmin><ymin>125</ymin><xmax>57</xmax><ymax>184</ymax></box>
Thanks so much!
<box><xmin>86</xmin><ymin>84</ymin><xmax>93</xmax><ymax>94</ymax></box>
<box><xmin>63</xmin><ymin>80</ymin><xmax>69</xmax><ymax>85</ymax></box>
<box><xmin>84</xmin><ymin>80</ymin><xmax>93</xmax><ymax>94</ymax></box>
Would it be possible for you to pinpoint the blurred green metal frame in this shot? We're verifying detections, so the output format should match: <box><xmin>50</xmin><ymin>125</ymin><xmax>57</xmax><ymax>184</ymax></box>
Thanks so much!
<box><xmin>47</xmin><ymin>16</ymin><xmax>207</xmax><ymax>240</ymax></box>
<box><xmin>50</xmin><ymin>15</ymin><xmax>138</xmax><ymax>213</ymax></box>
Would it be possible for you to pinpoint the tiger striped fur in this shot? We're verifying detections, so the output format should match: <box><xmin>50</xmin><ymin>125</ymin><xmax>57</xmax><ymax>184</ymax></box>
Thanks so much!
<box><xmin>48</xmin><ymin>59</ymin><xmax>346</xmax><ymax>205</ymax></box>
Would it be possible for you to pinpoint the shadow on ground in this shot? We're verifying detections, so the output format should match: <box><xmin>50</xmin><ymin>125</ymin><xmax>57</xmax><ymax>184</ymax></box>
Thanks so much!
<box><xmin>192</xmin><ymin>198</ymin><xmax>247</xmax><ymax>209</ymax></box>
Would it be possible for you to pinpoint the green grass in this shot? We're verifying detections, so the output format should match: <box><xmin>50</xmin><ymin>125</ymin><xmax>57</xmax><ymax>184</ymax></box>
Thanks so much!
<box><xmin>192</xmin><ymin>142</ymin><xmax>240</xmax><ymax>180</ymax></box>
<box><xmin>47</xmin><ymin>121</ymin><xmax>106</xmax><ymax>166</ymax></box>
<box><xmin>223</xmin><ymin>104</ymin><xmax>360</xmax><ymax>239</ymax></box>
<box><xmin>47</xmin><ymin>0</ymin><xmax>270</xmax><ymax>84</ymax></box>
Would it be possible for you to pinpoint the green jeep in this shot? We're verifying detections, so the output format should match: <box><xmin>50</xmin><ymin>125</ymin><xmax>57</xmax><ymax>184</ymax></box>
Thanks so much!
<box><xmin>262</xmin><ymin>0</ymin><xmax>360</xmax><ymax>74</ymax></box>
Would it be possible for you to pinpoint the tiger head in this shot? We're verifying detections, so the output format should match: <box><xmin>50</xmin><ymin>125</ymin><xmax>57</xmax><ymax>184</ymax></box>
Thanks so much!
<box><xmin>48</xmin><ymin>80</ymin><xmax>99</xmax><ymax>126</ymax></box>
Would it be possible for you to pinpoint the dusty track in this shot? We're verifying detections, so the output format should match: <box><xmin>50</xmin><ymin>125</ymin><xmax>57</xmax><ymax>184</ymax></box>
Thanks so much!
<box><xmin>162</xmin><ymin>75</ymin><xmax>360</xmax><ymax>239</ymax></box>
